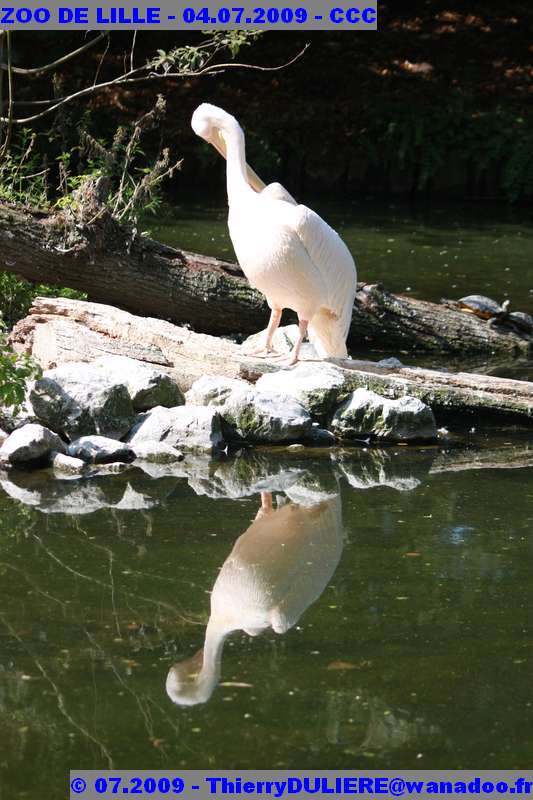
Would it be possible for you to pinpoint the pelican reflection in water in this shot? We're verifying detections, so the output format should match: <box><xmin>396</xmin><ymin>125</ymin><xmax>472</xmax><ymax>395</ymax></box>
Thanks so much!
<box><xmin>166</xmin><ymin>490</ymin><xmax>344</xmax><ymax>706</ymax></box>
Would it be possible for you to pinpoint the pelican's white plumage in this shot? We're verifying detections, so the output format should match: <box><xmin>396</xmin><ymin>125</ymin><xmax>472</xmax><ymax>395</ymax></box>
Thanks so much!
<box><xmin>166</xmin><ymin>492</ymin><xmax>344</xmax><ymax>706</ymax></box>
<box><xmin>191</xmin><ymin>103</ymin><xmax>357</xmax><ymax>362</ymax></box>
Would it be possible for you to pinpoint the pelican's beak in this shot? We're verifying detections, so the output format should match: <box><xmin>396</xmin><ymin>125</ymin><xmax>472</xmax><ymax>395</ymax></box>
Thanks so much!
<box><xmin>208</xmin><ymin>127</ymin><xmax>266</xmax><ymax>194</ymax></box>
<box><xmin>210</xmin><ymin>128</ymin><xmax>227</xmax><ymax>160</ymax></box>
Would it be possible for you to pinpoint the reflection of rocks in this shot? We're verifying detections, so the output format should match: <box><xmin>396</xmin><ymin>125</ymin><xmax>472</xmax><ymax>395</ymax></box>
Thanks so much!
<box><xmin>167</xmin><ymin>490</ymin><xmax>344</xmax><ymax>706</ymax></box>
<box><xmin>186</xmin><ymin>456</ymin><xmax>307</xmax><ymax>500</ymax></box>
<box><xmin>333</xmin><ymin>448</ymin><xmax>434</xmax><ymax>492</ymax></box>
<box><xmin>0</xmin><ymin>443</ymin><xmax>434</xmax><ymax>513</ymax></box>
<box><xmin>0</xmin><ymin>472</ymin><xmax>116</xmax><ymax>514</ymax></box>
<box><xmin>0</xmin><ymin>468</ymin><xmax>173</xmax><ymax>514</ymax></box>
<box><xmin>324</xmin><ymin>690</ymin><xmax>445</xmax><ymax>754</ymax></box>
<box><xmin>145</xmin><ymin>451</ymin><xmax>339</xmax><ymax>501</ymax></box>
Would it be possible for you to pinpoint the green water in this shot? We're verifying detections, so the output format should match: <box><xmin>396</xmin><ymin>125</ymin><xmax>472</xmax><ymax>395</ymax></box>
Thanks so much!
<box><xmin>1</xmin><ymin>441</ymin><xmax>533</xmax><ymax>795</ymax></box>
<box><xmin>150</xmin><ymin>202</ymin><xmax>533</xmax><ymax>313</ymax></box>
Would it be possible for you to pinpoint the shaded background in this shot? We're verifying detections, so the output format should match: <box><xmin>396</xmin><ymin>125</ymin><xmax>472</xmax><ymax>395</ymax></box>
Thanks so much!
<box><xmin>7</xmin><ymin>1</ymin><xmax>533</xmax><ymax>205</ymax></box>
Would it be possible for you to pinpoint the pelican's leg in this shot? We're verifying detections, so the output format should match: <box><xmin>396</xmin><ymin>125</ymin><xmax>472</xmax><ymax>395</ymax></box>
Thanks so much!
<box><xmin>255</xmin><ymin>491</ymin><xmax>274</xmax><ymax>520</ymax></box>
<box><xmin>242</xmin><ymin>308</ymin><xmax>282</xmax><ymax>357</ymax></box>
<box><xmin>269</xmin><ymin>318</ymin><xmax>308</xmax><ymax>366</ymax></box>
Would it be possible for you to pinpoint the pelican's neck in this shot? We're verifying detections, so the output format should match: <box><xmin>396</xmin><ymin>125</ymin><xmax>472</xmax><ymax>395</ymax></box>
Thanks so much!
<box><xmin>220</xmin><ymin>123</ymin><xmax>252</xmax><ymax>206</ymax></box>
<box><xmin>195</xmin><ymin>617</ymin><xmax>233</xmax><ymax>697</ymax></box>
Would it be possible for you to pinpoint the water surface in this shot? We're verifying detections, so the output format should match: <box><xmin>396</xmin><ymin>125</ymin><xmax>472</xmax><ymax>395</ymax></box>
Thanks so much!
<box><xmin>1</xmin><ymin>442</ymin><xmax>533</xmax><ymax>797</ymax></box>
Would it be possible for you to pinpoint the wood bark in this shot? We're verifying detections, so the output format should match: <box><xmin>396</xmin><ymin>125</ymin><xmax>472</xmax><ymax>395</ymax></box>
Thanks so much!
<box><xmin>10</xmin><ymin>296</ymin><xmax>533</xmax><ymax>424</ymax></box>
<box><xmin>1</xmin><ymin>202</ymin><xmax>531</xmax><ymax>356</ymax></box>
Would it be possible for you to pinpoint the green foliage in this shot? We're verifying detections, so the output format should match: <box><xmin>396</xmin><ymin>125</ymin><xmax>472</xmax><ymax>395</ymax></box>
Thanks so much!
<box><xmin>0</xmin><ymin>128</ymin><xmax>49</xmax><ymax>208</ymax></box>
<box><xmin>362</xmin><ymin>97</ymin><xmax>533</xmax><ymax>201</ymax></box>
<box><xmin>150</xmin><ymin>30</ymin><xmax>261</xmax><ymax>73</ymax></box>
<box><xmin>0</xmin><ymin>272</ymin><xmax>86</xmax><ymax>331</ymax></box>
<box><xmin>73</xmin><ymin>96</ymin><xmax>180</xmax><ymax>222</ymax></box>
<box><xmin>0</xmin><ymin>323</ymin><xmax>41</xmax><ymax>412</ymax></box>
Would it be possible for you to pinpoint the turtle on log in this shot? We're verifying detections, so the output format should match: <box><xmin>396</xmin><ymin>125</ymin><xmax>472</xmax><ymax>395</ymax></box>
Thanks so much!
<box><xmin>455</xmin><ymin>295</ymin><xmax>510</xmax><ymax>324</ymax></box>
<box><xmin>443</xmin><ymin>295</ymin><xmax>532</xmax><ymax>336</ymax></box>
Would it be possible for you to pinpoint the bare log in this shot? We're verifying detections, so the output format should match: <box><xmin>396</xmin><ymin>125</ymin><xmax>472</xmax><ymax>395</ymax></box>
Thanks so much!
<box><xmin>10</xmin><ymin>296</ymin><xmax>533</xmax><ymax>423</ymax></box>
<box><xmin>1</xmin><ymin>202</ymin><xmax>531</xmax><ymax>356</ymax></box>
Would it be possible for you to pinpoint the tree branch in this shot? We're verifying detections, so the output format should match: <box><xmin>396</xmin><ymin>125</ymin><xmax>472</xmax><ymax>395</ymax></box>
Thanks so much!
<box><xmin>0</xmin><ymin>32</ymin><xmax>109</xmax><ymax>77</ymax></box>
<box><xmin>0</xmin><ymin>32</ymin><xmax>14</xmax><ymax>159</ymax></box>
<box><xmin>0</xmin><ymin>44</ymin><xmax>309</xmax><ymax>125</ymax></box>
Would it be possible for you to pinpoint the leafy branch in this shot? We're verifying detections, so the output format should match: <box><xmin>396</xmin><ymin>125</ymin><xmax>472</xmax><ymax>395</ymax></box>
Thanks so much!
<box><xmin>0</xmin><ymin>31</ymin><xmax>307</xmax><ymax>126</ymax></box>
<box><xmin>0</xmin><ymin>324</ymin><xmax>41</xmax><ymax>412</ymax></box>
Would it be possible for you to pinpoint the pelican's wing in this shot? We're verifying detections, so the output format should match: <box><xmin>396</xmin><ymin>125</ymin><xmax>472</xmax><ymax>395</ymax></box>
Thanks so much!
<box><xmin>289</xmin><ymin>204</ymin><xmax>357</xmax><ymax>322</ymax></box>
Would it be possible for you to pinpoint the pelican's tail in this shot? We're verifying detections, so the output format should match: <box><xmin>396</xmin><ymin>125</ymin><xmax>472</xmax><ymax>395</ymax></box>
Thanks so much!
<box><xmin>308</xmin><ymin>305</ymin><xmax>351</xmax><ymax>359</ymax></box>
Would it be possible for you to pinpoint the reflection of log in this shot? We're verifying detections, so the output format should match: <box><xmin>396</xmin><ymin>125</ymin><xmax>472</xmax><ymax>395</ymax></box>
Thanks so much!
<box><xmin>431</xmin><ymin>446</ymin><xmax>533</xmax><ymax>473</ymax></box>
<box><xmin>1</xmin><ymin>203</ymin><xmax>531</xmax><ymax>356</ymax></box>
<box><xmin>10</xmin><ymin>297</ymin><xmax>533</xmax><ymax>423</ymax></box>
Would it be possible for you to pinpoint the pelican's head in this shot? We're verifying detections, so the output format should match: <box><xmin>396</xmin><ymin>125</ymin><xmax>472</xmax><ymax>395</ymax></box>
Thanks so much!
<box><xmin>191</xmin><ymin>103</ymin><xmax>243</xmax><ymax>161</ymax></box>
<box><xmin>166</xmin><ymin>649</ymin><xmax>214</xmax><ymax>706</ymax></box>
<box><xmin>192</xmin><ymin>103</ymin><xmax>240</xmax><ymax>142</ymax></box>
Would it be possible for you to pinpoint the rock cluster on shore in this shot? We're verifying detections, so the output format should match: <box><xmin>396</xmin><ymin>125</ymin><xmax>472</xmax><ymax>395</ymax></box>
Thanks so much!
<box><xmin>0</xmin><ymin>355</ymin><xmax>438</xmax><ymax>473</ymax></box>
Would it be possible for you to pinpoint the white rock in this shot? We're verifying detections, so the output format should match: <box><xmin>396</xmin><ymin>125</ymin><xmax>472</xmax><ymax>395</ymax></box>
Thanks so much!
<box><xmin>51</xmin><ymin>451</ymin><xmax>86</xmax><ymax>475</ymax></box>
<box><xmin>377</xmin><ymin>357</ymin><xmax>404</xmax><ymax>369</ymax></box>
<box><xmin>330</xmin><ymin>388</ymin><xmax>437</xmax><ymax>442</ymax></box>
<box><xmin>243</xmin><ymin>324</ymin><xmax>318</xmax><ymax>359</ymax></box>
<box><xmin>0</xmin><ymin>423</ymin><xmax>67</xmax><ymax>464</ymax></box>
<box><xmin>0</xmin><ymin>396</ymin><xmax>40</xmax><ymax>433</ymax></box>
<box><xmin>256</xmin><ymin>362</ymin><xmax>347</xmax><ymax>420</ymax></box>
<box><xmin>185</xmin><ymin>375</ymin><xmax>251</xmax><ymax>407</ymax></box>
<box><xmin>221</xmin><ymin>389</ymin><xmax>312</xmax><ymax>444</ymax></box>
<box><xmin>30</xmin><ymin>362</ymin><xmax>134</xmax><ymax>441</ymax></box>
<box><xmin>93</xmin><ymin>355</ymin><xmax>184</xmax><ymax>411</ymax></box>
<box><xmin>127</xmin><ymin>405</ymin><xmax>225</xmax><ymax>455</ymax></box>
<box><xmin>68</xmin><ymin>435</ymin><xmax>136</xmax><ymax>464</ymax></box>
<box><xmin>306</xmin><ymin>427</ymin><xmax>336</xmax><ymax>447</ymax></box>
<box><xmin>131</xmin><ymin>441</ymin><xmax>184</xmax><ymax>464</ymax></box>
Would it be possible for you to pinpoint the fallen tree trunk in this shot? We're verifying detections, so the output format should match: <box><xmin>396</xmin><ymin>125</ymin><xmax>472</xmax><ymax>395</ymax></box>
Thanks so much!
<box><xmin>10</xmin><ymin>297</ymin><xmax>533</xmax><ymax>423</ymax></box>
<box><xmin>1</xmin><ymin>202</ymin><xmax>531</xmax><ymax>356</ymax></box>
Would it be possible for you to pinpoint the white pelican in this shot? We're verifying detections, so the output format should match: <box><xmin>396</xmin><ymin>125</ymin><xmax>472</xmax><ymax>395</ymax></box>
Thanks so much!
<box><xmin>166</xmin><ymin>491</ymin><xmax>344</xmax><ymax>706</ymax></box>
<box><xmin>191</xmin><ymin>103</ymin><xmax>357</xmax><ymax>365</ymax></box>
